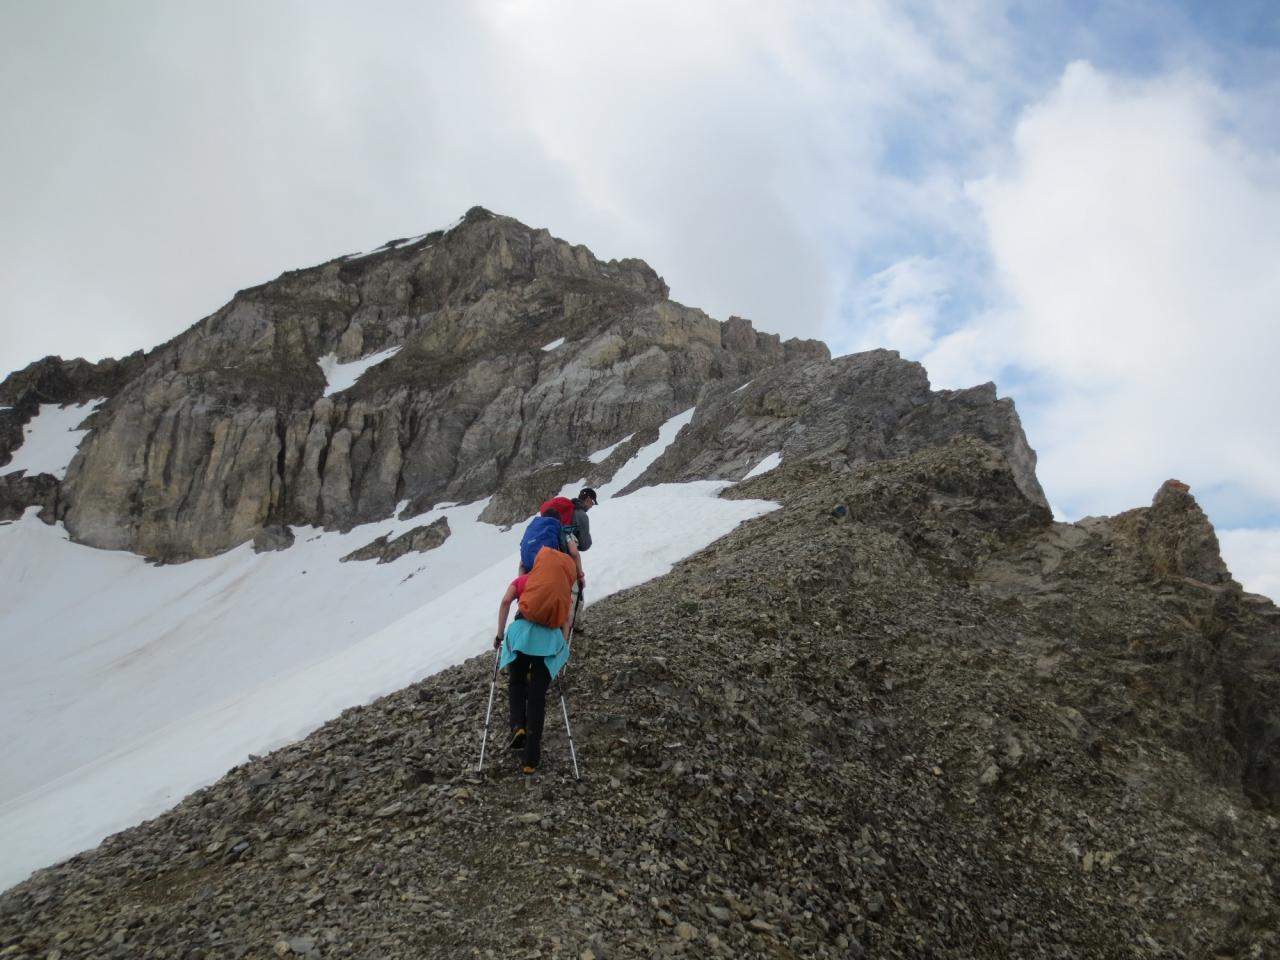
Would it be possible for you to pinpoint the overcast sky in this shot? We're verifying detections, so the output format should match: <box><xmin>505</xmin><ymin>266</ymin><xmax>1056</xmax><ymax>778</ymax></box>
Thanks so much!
<box><xmin>1</xmin><ymin>1</ymin><xmax>1277</xmax><ymax>599</ymax></box>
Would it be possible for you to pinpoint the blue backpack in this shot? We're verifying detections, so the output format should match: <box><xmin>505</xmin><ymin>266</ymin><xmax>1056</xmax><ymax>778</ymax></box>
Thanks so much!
<box><xmin>519</xmin><ymin>515</ymin><xmax>574</xmax><ymax>572</ymax></box>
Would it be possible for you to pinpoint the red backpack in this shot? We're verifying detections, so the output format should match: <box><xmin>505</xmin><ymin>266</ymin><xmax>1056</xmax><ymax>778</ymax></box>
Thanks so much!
<box><xmin>540</xmin><ymin>496</ymin><xmax>575</xmax><ymax>526</ymax></box>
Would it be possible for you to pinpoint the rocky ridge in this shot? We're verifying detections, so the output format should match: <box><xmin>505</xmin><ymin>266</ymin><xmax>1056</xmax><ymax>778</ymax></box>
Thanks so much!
<box><xmin>1</xmin><ymin>208</ymin><xmax>1040</xmax><ymax>561</ymax></box>
<box><xmin>1</xmin><ymin>440</ymin><xmax>1276</xmax><ymax>959</ymax></box>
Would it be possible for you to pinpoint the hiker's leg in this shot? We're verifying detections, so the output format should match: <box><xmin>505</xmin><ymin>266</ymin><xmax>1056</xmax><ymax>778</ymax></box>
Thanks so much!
<box><xmin>507</xmin><ymin>653</ymin><xmax>530</xmax><ymax>732</ymax></box>
<box><xmin>523</xmin><ymin>657</ymin><xmax>551</xmax><ymax>768</ymax></box>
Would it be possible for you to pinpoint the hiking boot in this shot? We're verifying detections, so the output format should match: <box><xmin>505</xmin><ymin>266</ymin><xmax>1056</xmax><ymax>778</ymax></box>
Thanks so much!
<box><xmin>508</xmin><ymin>728</ymin><xmax>526</xmax><ymax>750</ymax></box>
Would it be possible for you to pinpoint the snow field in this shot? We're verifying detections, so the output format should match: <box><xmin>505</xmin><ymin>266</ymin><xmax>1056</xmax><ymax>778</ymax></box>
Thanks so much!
<box><xmin>0</xmin><ymin>408</ymin><xmax>778</xmax><ymax>890</ymax></box>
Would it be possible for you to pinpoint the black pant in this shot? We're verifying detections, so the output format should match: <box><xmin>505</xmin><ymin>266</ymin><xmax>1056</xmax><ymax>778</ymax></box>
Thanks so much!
<box><xmin>508</xmin><ymin>652</ymin><xmax>551</xmax><ymax>767</ymax></box>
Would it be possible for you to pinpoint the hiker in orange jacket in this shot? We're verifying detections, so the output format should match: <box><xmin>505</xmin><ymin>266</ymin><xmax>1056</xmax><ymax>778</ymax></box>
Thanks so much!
<box><xmin>493</xmin><ymin>561</ymin><xmax>573</xmax><ymax>774</ymax></box>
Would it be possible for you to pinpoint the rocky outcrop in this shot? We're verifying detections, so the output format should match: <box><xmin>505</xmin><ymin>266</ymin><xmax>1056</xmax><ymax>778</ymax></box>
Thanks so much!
<box><xmin>0</xmin><ymin>474</ymin><xmax>59</xmax><ymax>523</ymax></box>
<box><xmin>634</xmin><ymin>349</ymin><xmax>1048</xmax><ymax>509</ymax></box>
<box><xmin>252</xmin><ymin>524</ymin><xmax>295</xmax><ymax>554</ymax></box>
<box><xmin>0</xmin><ymin>352</ymin><xmax>146</xmax><ymax>509</ymax></box>
<box><xmin>971</xmin><ymin>468</ymin><xmax>1279</xmax><ymax>811</ymax></box>
<box><xmin>340</xmin><ymin>517</ymin><xmax>451</xmax><ymax>564</ymax></box>
<box><xmin>1</xmin><ymin>383</ymin><xmax>109</xmax><ymax>523</ymax></box>
<box><xmin>1106</xmin><ymin>478</ymin><xmax>1232</xmax><ymax>584</ymax></box>
<box><xmin>0</xmin><ymin>352</ymin><xmax>146</xmax><ymax>414</ymax></box>
<box><xmin>2</xmin><ymin>440</ymin><xmax>1275</xmax><ymax>958</ymax></box>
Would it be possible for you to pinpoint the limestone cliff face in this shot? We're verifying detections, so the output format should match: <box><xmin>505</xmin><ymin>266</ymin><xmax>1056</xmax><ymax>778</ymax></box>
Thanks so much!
<box><xmin>3</xmin><ymin>207</ymin><xmax>1041</xmax><ymax>561</ymax></box>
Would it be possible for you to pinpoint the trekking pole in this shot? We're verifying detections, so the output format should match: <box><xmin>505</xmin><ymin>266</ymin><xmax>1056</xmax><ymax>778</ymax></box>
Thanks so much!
<box><xmin>476</xmin><ymin>643</ymin><xmax>503</xmax><ymax>774</ymax></box>
<box><xmin>559</xmin><ymin>687</ymin><xmax>581</xmax><ymax>781</ymax></box>
<box><xmin>557</xmin><ymin>589</ymin><xmax>585</xmax><ymax>781</ymax></box>
<box><xmin>568</xmin><ymin>586</ymin><xmax>583</xmax><ymax>650</ymax></box>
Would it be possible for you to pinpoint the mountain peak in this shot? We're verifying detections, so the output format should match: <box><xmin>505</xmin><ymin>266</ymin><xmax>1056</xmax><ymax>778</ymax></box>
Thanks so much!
<box><xmin>6</xmin><ymin>213</ymin><xmax>1028</xmax><ymax>560</ymax></box>
<box><xmin>462</xmin><ymin>203</ymin><xmax>496</xmax><ymax>222</ymax></box>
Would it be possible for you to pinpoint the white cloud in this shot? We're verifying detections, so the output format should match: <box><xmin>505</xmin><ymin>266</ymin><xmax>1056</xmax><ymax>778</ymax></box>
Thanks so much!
<box><xmin>837</xmin><ymin>257</ymin><xmax>949</xmax><ymax>358</ymax></box>
<box><xmin>473</xmin><ymin>0</ymin><xmax>996</xmax><ymax>337</ymax></box>
<box><xmin>1218</xmin><ymin>528</ymin><xmax>1280</xmax><ymax>601</ymax></box>
<box><xmin>922</xmin><ymin>62</ymin><xmax>1280</xmax><ymax>543</ymax></box>
<box><xmin>0</xmin><ymin>2</ymin><xmax>1028</xmax><ymax>373</ymax></box>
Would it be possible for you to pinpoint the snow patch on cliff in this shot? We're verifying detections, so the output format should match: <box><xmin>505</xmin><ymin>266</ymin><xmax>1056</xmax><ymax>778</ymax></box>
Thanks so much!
<box><xmin>318</xmin><ymin>347</ymin><xmax>402</xmax><ymax>397</ymax></box>
<box><xmin>2</xmin><ymin>400</ymin><xmax>103</xmax><ymax>479</ymax></box>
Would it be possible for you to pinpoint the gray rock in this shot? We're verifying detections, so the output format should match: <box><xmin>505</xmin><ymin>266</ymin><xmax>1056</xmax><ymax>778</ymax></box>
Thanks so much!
<box><xmin>340</xmin><ymin>517</ymin><xmax>451</xmax><ymax>564</ymax></box>
<box><xmin>634</xmin><ymin>350</ymin><xmax>1047</xmax><ymax>511</ymax></box>
<box><xmin>253</xmin><ymin>525</ymin><xmax>295</xmax><ymax>553</ymax></box>
<box><xmin>0</xmin><ymin>472</ymin><xmax>59</xmax><ymax>522</ymax></box>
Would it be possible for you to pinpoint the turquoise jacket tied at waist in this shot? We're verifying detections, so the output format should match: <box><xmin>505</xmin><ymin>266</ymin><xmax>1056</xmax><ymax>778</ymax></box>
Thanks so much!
<box><xmin>500</xmin><ymin>618</ymin><xmax>570</xmax><ymax>679</ymax></box>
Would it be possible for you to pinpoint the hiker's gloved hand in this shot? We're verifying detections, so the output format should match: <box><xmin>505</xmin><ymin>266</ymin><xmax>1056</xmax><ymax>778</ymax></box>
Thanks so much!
<box><xmin>493</xmin><ymin>634</ymin><xmax>502</xmax><ymax>650</ymax></box>
<box><xmin>578</xmin><ymin>573</ymin><xmax>586</xmax><ymax>588</ymax></box>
